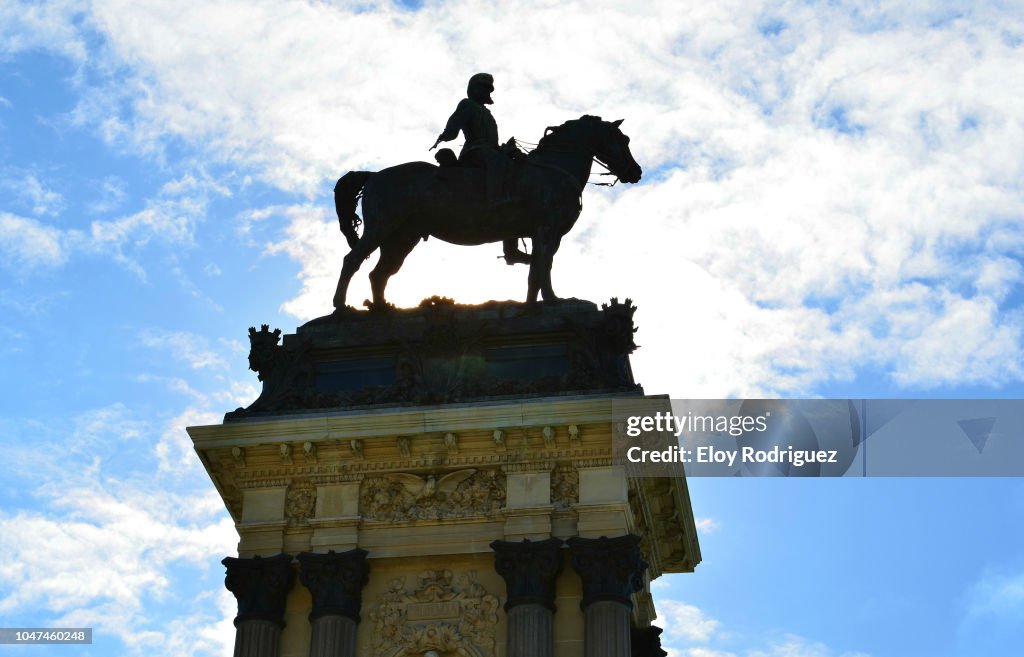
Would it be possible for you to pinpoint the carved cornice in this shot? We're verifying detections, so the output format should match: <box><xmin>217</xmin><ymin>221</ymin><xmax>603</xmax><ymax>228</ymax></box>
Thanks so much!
<box><xmin>491</xmin><ymin>538</ymin><xmax>563</xmax><ymax>611</ymax></box>
<box><xmin>297</xmin><ymin>548</ymin><xmax>370</xmax><ymax>622</ymax></box>
<box><xmin>628</xmin><ymin>476</ymin><xmax>701</xmax><ymax>575</ymax></box>
<box><xmin>568</xmin><ymin>535</ymin><xmax>647</xmax><ymax>610</ymax></box>
<box><xmin>222</xmin><ymin>553</ymin><xmax>295</xmax><ymax>627</ymax></box>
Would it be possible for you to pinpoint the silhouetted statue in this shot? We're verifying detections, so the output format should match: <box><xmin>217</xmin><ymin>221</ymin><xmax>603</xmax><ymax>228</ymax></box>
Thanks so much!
<box><xmin>333</xmin><ymin>86</ymin><xmax>642</xmax><ymax>310</ymax></box>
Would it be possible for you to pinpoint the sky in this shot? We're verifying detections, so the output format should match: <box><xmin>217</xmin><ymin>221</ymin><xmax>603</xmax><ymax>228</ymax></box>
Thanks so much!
<box><xmin>1</xmin><ymin>1</ymin><xmax>1023</xmax><ymax>656</ymax></box>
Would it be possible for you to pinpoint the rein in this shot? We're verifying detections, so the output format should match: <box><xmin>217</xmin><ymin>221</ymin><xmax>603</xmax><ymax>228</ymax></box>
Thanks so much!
<box><xmin>514</xmin><ymin>137</ymin><xmax>621</xmax><ymax>187</ymax></box>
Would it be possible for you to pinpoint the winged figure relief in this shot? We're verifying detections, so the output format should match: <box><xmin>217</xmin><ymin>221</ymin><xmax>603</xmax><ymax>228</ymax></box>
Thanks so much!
<box><xmin>389</xmin><ymin>469</ymin><xmax>477</xmax><ymax>500</ymax></box>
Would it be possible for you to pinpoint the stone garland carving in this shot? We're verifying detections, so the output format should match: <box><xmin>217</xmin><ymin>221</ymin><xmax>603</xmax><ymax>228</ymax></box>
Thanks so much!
<box><xmin>360</xmin><ymin>469</ymin><xmax>506</xmax><ymax>522</ymax></box>
<box><xmin>285</xmin><ymin>481</ymin><xmax>317</xmax><ymax>525</ymax></box>
<box><xmin>368</xmin><ymin>569</ymin><xmax>500</xmax><ymax>657</ymax></box>
<box><xmin>550</xmin><ymin>464</ymin><xmax>579</xmax><ymax>510</ymax></box>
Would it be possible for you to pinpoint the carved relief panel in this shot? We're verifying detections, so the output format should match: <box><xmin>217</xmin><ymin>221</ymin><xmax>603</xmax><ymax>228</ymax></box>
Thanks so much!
<box><xmin>360</xmin><ymin>469</ymin><xmax>506</xmax><ymax>522</ymax></box>
<box><xmin>367</xmin><ymin>569</ymin><xmax>500</xmax><ymax>657</ymax></box>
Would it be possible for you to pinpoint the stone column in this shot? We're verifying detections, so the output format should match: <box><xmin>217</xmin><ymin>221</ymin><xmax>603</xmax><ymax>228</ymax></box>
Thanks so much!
<box><xmin>631</xmin><ymin>626</ymin><xmax>667</xmax><ymax>657</ymax></box>
<box><xmin>568</xmin><ymin>535</ymin><xmax>648</xmax><ymax>657</ymax></box>
<box><xmin>491</xmin><ymin>538</ymin><xmax>563</xmax><ymax>657</ymax></box>
<box><xmin>223</xmin><ymin>553</ymin><xmax>296</xmax><ymax>657</ymax></box>
<box><xmin>297</xmin><ymin>549</ymin><xmax>370</xmax><ymax>657</ymax></box>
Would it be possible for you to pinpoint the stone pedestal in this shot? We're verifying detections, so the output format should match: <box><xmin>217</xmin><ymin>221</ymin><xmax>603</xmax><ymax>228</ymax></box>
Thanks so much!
<box><xmin>223</xmin><ymin>554</ymin><xmax>295</xmax><ymax>657</ymax></box>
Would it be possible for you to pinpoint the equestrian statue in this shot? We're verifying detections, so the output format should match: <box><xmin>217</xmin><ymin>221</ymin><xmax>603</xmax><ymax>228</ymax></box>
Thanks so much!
<box><xmin>332</xmin><ymin>72</ymin><xmax>642</xmax><ymax>310</ymax></box>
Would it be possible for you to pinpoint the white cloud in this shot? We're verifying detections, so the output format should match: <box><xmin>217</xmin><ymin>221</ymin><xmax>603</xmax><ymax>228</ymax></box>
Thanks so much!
<box><xmin>88</xmin><ymin>175</ymin><xmax>129</xmax><ymax>214</ymax></box>
<box><xmin>1</xmin><ymin>168</ymin><xmax>223</xmax><ymax>279</ymax></box>
<box><xmin>659</xmin><ymin>599</ymin><xmax>721</xmax><ymax>643</ymax></box>
<box><xmin>0</xmin><ymin>211</ymin><xmax>68</xmax><ymax>270</ymax></box>
<box><xmin>155</xmin><ymin>406</ymin><xmax>223</xmax><ymax>476</ymax></box>
<box><xmin>0</xmin><ymin>172</ymin><xmax>65</xmax><ymax>216</ymax></box>
<box><xmin>683</xmin><ymin>649</ymin><xmax>737</xmax><ymax>657</ymax></box>
<box><xmin>7</xmin><ymin>1</ymin><xmax>1024</xmax><ymax>396</ymax></box>
<box><xmin>139</xmin><ymin>329</ymin><xmax>229</xmax><ymax>370</ymax></box>
<box><xmin>965</xmin><ymin>568</ymin><xmax>1024</xmax><ymax>620</ymax></box>
<box><xmin>0</xmin><ymin>483</ymin><xmax>236</xmax><ymax>656</ymax></box>
<box><xmin>747</xmin><ymin>636</ymin><xmax>871</xmax><ymax>657</ymax></box>
<box><xmin>695</xmin><ymin>517</ymin><xmax>720</xmax><ymax>534</ymax></box>
<box><xmin>0</xmin><ymin>0</ymin><xmax>88</xmax><ymax>61</ymax></box>
<box><xmin>0</xmin><ymin>400</ymin><xmax>240</xmax><ymax>657</ymax></box>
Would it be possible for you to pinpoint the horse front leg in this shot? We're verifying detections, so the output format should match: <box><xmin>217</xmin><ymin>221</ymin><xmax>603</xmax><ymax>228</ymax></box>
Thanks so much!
<box><xmin>526</xmin><ymin>235</ymin><xmax>561</xmax><ymax>304</ymax></box>
<box><xmin>526</xmin><ymin>241</ymin><xmax>544</xmax><ymax>303</ymax></box>
<box><xmin>538</xmin><ymin>235</ymin><xmax>562</xmax><ymax>302</ymax></box>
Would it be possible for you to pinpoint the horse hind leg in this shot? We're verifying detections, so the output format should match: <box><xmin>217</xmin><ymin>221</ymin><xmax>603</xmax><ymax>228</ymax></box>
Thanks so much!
<box><xmin>333</xmin><ymin>235</ymin><xmax>381</xmax><ymax>310</ymax></box>
<box><xmin>367</xmin><ymin>228</ymin><xmax>420</xmax><ymax>309</ymax></box>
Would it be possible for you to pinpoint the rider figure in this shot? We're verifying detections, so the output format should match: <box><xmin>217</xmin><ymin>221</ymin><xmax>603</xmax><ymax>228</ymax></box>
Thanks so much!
<box><xmin>431</xmin><ymin>73</ymin><xmax>529</xmax><ymax>265</ymax></box>
<box><xmin>431</xmin><ymin>73</ymin><xmax>511</xmax><ymax>208</ymax></box>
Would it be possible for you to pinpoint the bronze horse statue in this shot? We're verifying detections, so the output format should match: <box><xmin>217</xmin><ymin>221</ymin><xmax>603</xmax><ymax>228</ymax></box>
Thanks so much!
<box><xmin>332</xmin><ymin>115</ymin><xmax>642</xmax><ymax>309</ymax></box>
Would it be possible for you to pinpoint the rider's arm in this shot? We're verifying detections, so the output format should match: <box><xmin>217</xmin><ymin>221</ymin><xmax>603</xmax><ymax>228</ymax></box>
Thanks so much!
<box><xmin>432</xmin><ymin>99</ymin><xmax>471</xmax><ymax>149</ymax></box>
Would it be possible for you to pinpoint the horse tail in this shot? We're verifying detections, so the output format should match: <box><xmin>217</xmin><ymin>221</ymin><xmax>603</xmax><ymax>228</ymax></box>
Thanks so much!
<box><xmin>334</xmin><ymin>171</ymin><xmax>372</xmax><ymax>249</ymax></box>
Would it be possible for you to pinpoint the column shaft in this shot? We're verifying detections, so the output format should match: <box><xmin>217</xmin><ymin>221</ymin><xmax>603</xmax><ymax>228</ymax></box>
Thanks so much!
<box><xmin>507</xmin><ymin>604</ymin><xmax>554</xmax><ymax>657</ymax></box>
<box><xmin>309</xmin><ymin>615</ymin><xmax>357</xmax><ymax>657</ymax></box>
<box><xmin>233</xmin><ymin>620</ymin><xmax>282</xmax><ymax>657</ymax></box>
<box><xmin>584</xmin><ymin>601</ymin><xmax>631</xmax><ymax>657</ymax></box>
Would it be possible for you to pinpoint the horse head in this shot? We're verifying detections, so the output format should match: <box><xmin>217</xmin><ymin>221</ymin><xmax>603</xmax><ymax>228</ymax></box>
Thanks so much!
<box><xmin>540</xmin><ymin>115</ymin><xmax>643</xmax><ymax>184</ymax></box>
<box><xmin>596</xmin><ymin>117</ymin><xmax>642</xmax><ymax>184</ymax></box>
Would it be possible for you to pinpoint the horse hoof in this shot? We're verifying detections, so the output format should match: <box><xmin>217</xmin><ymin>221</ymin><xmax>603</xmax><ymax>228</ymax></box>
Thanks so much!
<box><xmin>363</xmin><ymin>299</ymin><xmax>396</xmax><ymax>313</ymax></box>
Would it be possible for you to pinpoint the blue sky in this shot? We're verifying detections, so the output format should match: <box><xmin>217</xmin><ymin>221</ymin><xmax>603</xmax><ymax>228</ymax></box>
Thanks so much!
<box><xmin>1</xmin><ymin>1</ymin><xmax>1023</xmax><ymax>656</ymax></box>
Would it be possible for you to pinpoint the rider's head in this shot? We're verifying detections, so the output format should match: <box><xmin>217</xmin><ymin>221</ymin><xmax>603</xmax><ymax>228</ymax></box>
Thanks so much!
<box><xmin>467</xmin><ymin>73</ymin><xmax>494</xmax><ymax>105</ymax></box>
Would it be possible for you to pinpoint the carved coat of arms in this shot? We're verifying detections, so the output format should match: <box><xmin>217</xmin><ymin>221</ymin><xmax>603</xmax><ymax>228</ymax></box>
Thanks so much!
<box><xmin>368</xmin><ymin>569</ymin><xmax>500</xmax><ymax>657</ymax></box>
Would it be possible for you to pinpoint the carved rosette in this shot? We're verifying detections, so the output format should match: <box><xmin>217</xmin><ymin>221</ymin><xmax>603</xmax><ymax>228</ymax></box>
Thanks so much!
<box><xmin>368</xmin><ymin>570</ymin><xmax>500</xmax><ymax>657</ymax></box>
<box><xmin>360</xmin><ymin>469</ymin><xmax>506</xmax><ymax>522</ymax></box>
<box><xmin>222</xmin><ymin>553</ymin><xmax>296</xmax><ymax>626</ymax></box>
<box><xmin>285</xmin><ymin>481</ymin><xmax>316</xmax><ymax>525</ymax></box>
<box><xmin>297</xmin><ymin>549</ymin><xmax>370</xmax><ymax>621</ymax></box>
<box><xmin>550</xmin><ymin>464</ymin><xmax>579</xmax><ymax>510</ymax></box>
<box><xmin>568</xmin><ymin>535</ymin><xmax>648</xmax><ymax>610</ymax></box>
<box><xmin>491</xmin><ymin>538</ymin><xmax>563</xmax><ymax>611</ymax></box>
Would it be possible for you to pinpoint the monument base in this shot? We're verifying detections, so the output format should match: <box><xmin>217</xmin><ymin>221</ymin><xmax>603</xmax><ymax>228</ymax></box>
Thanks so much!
<box><xmin>190</xmin><ymin>297</ymin><xmax>699</xmax><ymax>657</ymax></box>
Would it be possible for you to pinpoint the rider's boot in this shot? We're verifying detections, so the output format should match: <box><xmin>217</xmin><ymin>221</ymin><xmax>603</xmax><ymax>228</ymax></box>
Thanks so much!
<box><xmin>502</xmin><ymin>239</ymin><xmax>531</xmax><ymax>265</ymax></box>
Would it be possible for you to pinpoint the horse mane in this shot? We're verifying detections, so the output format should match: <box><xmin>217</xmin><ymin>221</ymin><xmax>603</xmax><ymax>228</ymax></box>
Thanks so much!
<box><xmin>537</xmin><ymin>115</ymin><xmax>604</xmax><ymax>149</ymax></box>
